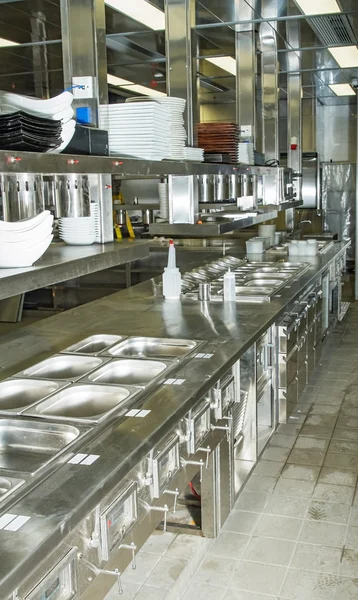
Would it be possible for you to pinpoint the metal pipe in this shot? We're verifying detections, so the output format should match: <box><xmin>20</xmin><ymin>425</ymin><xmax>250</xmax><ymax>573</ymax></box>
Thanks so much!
<box><xmin>195</xmin><ymin>9</ymin><xmax>358</xmax><ymax>29</ymax></box>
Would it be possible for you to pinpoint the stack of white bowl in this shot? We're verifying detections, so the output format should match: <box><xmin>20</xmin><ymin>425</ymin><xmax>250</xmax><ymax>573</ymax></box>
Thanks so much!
<box><xmin>59</xmin><ymin>203</ymin><xmax>100</xmax><ymax>246</ymax></box>
<box><xmin>158</xmin><ymin>182</ymin><xmax>169</xmax><ymax>220</ymax></box>
<box><xmin>0</xmin><ymin>91</ymin><xmax>76</xmax><ymax>154</ymax></box>
<box><xmin>0</xmin><ymin>210</ymin><xmax>53</xmax><ymax>268</ymax></box>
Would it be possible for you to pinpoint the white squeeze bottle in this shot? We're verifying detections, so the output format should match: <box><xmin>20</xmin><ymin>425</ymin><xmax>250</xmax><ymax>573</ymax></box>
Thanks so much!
<box><xmin>223</xmin><ymin>268</ymin><xmax>236</xmax><ymax>301</ymax></box>
<box><xmin>162</xmin><ymin>239</ymin><xmax>181</xmax><ymax>299</ymax></box>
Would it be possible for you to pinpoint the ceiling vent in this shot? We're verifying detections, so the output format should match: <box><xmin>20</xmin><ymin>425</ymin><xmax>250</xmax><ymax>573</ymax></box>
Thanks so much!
<box><xmin>308</xmin><ymin>14</ymin><xmax>357</xmax><ymax>46</ymax></box>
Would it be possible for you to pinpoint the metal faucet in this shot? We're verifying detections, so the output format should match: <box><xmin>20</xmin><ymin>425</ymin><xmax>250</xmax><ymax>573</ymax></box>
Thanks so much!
<box><xmin>289</xmin><ymin>220</ymin><xmax>312</xmax><ymax>239</ymax></box>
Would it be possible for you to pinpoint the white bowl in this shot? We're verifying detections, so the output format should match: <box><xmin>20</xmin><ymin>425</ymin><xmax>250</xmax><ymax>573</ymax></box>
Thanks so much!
<box><xmin>0</xmin><ymin>234</ymin><xmax>53</xmax><ymax>268</ymax></box>
<box><xmin>0</xmin><ymin>224</ymin><xmax>53</xmax><ymax>244</ymax></box>
<box><xmin>0</xmin><ymin>211</ymin><xmax>52</xmax><ymax>232</ymax></box>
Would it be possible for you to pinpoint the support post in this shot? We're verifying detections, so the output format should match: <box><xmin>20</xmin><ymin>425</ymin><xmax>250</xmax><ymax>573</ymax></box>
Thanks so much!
<box><xmin>60</xmin><ymin>0</ymin><xmax>108</xmax><ymax>126</ymax></box>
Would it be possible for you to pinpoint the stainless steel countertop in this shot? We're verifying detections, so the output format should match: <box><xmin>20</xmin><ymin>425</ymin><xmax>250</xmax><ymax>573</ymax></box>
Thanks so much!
<box><xmin>0</xmin><ymin>240</ymin><xmax>151</xmax><ymax>301</ymax></box>
<box><xmin>0</xmin><ymin>241</ymin><xmax>348</xmax><ymax>598</ymax></box>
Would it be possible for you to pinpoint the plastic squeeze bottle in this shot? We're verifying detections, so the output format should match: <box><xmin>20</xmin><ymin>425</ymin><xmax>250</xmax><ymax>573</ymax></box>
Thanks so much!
<box><xmin>223</xmin><ymin>268</ymin><xmax>236</xmax><ymax>301</ymax></box>
<box><xmin>162</xmin><ymin>240</ymin><xmax>181</xmax><ymax>299</ymax></box>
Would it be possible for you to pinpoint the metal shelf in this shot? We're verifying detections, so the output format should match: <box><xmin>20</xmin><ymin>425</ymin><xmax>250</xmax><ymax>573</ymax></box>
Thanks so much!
<box><xmin>149</xmin><ymin>210</ymin><xmax>279</xmax><ymax>236</ymax></box>
<box><xmin>0</xmin><ymin>240</ymin><xmax>151</xmax><ymax>301</ymax></box>
<box><xmin>0</xmin><ymin>150</ymin><xmax>281</xmax><ymax>178</ymax></box>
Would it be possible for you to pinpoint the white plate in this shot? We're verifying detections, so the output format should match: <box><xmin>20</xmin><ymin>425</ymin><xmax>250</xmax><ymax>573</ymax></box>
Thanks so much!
<box><xmin>0</xmin><ymin>234</ymin><xmax>53</xmax><ymax>268</ymax></box>
<box><xmin>0</xmin><ymin>211</ymin><xmax>53</xmax><ymax>232</ymax></box>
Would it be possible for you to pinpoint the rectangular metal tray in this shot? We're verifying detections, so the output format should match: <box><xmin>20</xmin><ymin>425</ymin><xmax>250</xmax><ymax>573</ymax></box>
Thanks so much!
<box><xmin>0</xmin><ymin>418</ymin><xmax>82</xmax><ymax>475</ymax></box>
<box><xmin>23</xmin><ymin>383</ymin><xmax>140</xmax><ymax>424</ymax></box>
<box><xmin>0</xmin><ymin>378</ymin><xmax>68</xmax><ymax>414</ymax></box>
<box><xmin>0</xmin><ymin>475</ymin><xmax>25</xmax><ymax>503</ymax></box>
<box><xmin>103</xmin><ymin>337</ymin><xmax>197</xmax><ymax>360</ymax></box>
<box><xmin>83</xmin><ymin>358</ymin><xmax>173</xmax><ymax>388</ymax></box>
<box><xmin>61</xmin><ymin>334</ymin><xmax>124</xmax><ymax>356</ymax></box>
<box><xmin>15</xmin><ymin>355</ymin><xmax>109</xmax><ymax>382</ymax></box>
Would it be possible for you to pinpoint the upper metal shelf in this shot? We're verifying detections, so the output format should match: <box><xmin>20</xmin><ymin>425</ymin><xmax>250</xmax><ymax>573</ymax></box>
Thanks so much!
<box><xmin>0</xmin><ymin>150</ymin><xmax>281</xmax><ymax>178</ymax></box>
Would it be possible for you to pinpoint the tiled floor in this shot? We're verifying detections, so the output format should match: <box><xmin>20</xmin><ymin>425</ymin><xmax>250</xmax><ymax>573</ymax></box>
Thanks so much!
<box><xmin>105</xmin><ymin>304</ymin><xmax>358</xmax><ymax>600</ymax></box>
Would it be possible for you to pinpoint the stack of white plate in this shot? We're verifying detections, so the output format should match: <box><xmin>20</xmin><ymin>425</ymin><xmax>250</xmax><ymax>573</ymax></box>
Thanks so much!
<box><xmin>126</xmin><ymin>96</ymin><xmax>187</xmax><ymax>160</ymax></box>
<box><xmin>99</xmin><ymin>103</ymin><xmax>171</xmax><ymax>160</ymax></box>
<box><xmin>0</xmin><ymin>210</ymin><xmax>53</xmax><ymax>268</ymax></box>
<box><xmin>238</xmin><ymin>142</ymin><xmax>255</xmax><ymax>165</ymax></box>
<box><xmin>158</xmin><ymin>182</ymin><xmax>169</xmax><ymax>220</ymax></box>
<box><xmin>0</xmin><ymin>91</ymin><xmax>76</xmax><ymax>154</ymax></box>
<box><xmin>184</xmin><ymin>147</ymin><xmax>204</xmax><ymax>162</ymax></box>
<box><xmin>59</xmin><ymin>203</ymin><xmax>100</xmax><ymax>246</ymax></box>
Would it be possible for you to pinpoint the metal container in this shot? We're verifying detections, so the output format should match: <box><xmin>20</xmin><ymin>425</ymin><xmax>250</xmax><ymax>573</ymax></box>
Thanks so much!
<box><xmin>0</xmin><ymin>173</ymin><xmax>45</xmax><ymax>221</ymax></box>
<box><xmin>17</xmin><ymin>355</ymin><xmax>106</xmax><ymax>381</ymax></box>
<box><xmin>213</xmin><ymin>174</ymin><xmax>229</xmax><ymax>202</ymax></box>
<box><xmin>117</xmin><ymin>208</ymin><xmax>127</xmax><ymax>225</ymax></box>
<box><xmin>142</xmin><ymin>209</ymin><xmax>154</xmax><ymax>225</ymax></box>
<box><xmin>0</xmin><ymin>418</ymin><xmax>80</xmax><ymax>475</ymax></box>
<box><xmin>0</xmin><ymin>475</ymin><xmax>24</xmax><ymax>502</ymax></box>
<box><xmin>150</xmin><ymin>434</ymin><xmax>180</xmax><ymax>498</ymax></box>
<box><xmin>86</xmin><ymin>358</ymin><xmax>171</xmax><ymax>387</ymax></box>
<box><xmin>228</xmin><ymin>174</ymin><xmax>239</xmax><ymax>200</ymax></box>
<box><xmin>0</xmin><ymin>378</ymin><xmax>66</xmax><ymax>413</ymax></box>
<box><xmin>53</xmin><ymin>174</ymin><xmax>91</xmax><ymax>218</ymax></box>
<box><xmin>24</xmin><ymin>383</ymin><xmax>138</xmax><ymax>423</ymax></box>
<box><xmin>100</xmin><ymin>482</ymin><xmax>137</xmax><ymax>561</ymax></box>
<box><xmin>198</xmin><ymin>174</ymin><xmax>214</xmax><ymax>203</ymax></box>
<box><xmin>105</xmin><ymin>337</ymin><xmax>197</xmax><ymax>360</ymax></box>
<box><xmin>61</xmin><ymin>334</ymin><xmax>123</xmax><ymax>356</ymax></box>
<box><xmin>198</xmin><ymin>283</ymin><xmax>211</xmax><ymax>301</ymax></box>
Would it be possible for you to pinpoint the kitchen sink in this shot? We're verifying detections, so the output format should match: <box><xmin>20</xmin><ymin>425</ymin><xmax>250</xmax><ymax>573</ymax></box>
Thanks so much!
<box><xmin>0</xmin><ymin>419</ymin><xmax>81</xmax><ymax>475</ymax></box>
<box><xmin>85</xmin><ymin>358</ymin><xmax>171</xmax><ymax>387</ymax></box>
<box><xmin>17</xmin><ymin>355</ymin><xmax>108</xmax><ymax>381</ymax></box>
<box><xmin>0</xmin><ymin>475</ymin><xmax>25</xmax><ymax>501</ymax></box>
<box><xmin>23</xmin><ymin>384</ymin><xmax>139</xmax><ymax>423</ymax></box>
<box><xmin>0</xmin><ymin>379</ymin><xmax>66</xmax><ymax>413</ymax></box>
<box><xmin>61</xmin><ymin>334</ymin><xmax>123</xmax><ymax>356</ymax></box>
<box><xmin>105</xmin><ymin>337</ymin><xmax>197</xmax><ymax>360</ymax></box>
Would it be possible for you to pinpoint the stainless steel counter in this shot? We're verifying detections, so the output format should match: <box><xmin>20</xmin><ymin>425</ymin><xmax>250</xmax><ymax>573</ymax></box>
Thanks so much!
<box><xmin>0</xmin><ymin>240</ymin><xmax>151</xmax><ymax>301</ymax></box>
<box><xmin>0</xmin><ymin>241</ymin><xmax>349</xmax><ymax>598</ymax></box>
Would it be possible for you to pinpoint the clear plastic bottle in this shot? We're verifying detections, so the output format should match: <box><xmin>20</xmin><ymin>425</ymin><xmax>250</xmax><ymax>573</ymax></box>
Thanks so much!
<box><xmin>223</xmin><ymin>268</ymin><xmax>236</xmax><ymax>301</ymax></box>
<box><xmin>162</xmin><ymin>240</ymin><xmax>181</xmax><ymax>299</ymax></box>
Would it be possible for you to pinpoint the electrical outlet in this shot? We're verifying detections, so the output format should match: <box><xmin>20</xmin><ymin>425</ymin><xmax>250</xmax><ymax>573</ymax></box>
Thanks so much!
<box><xmin>72</xmin><ymin>76</ymin><xmax>95</xmax><ymax>99</ymax></box>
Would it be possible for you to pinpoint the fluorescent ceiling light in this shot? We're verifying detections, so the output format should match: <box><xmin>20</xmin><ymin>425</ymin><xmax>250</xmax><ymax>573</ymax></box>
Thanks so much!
<box><xmin>107</xmin><ymin>73</ymin><xmax>166</xmax><ymax>97</ymax></box>
<box><xmin>294</xmin><ymin>0</ymin><xmax>340</xmax><ymax>15</ymax></box>
<box><xmin>329</xmin><ymin>83</ymin><xmax>356</xmax><ymax>96</ymax></box>
<box><xmin>205</xmin><ymin>57</ymin><xmax>236</xmax><ymax>76</ymax></box>
<box><xmin>0</xmin><ymin>37</ymin><xmax>19</xmax><ymax>47</ymax></box>
<box><xmin>328</xmin><ymin>45</ymin><xmax>358</xmax><ymax>68</ymax></box>
<box><xmin>105</xmin><ymin>0</ymin><xmax>165</xmax><ymax>30</ymax></box>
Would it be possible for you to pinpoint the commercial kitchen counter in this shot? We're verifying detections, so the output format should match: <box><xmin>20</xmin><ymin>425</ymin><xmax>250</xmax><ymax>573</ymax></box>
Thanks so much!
<box><xmin>0</xmin><ymin>241</ymin><xmax>349</xmax><ymax>599</ymax></box>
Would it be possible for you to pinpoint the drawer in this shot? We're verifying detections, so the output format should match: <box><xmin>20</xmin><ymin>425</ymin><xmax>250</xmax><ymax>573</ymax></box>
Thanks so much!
<box><xmin>306</xmin><ymin>298</ymin><xmax>316</xmax><ymax>327</ymax></box>
<box><xmin>314</xmin><ymin>341</ymin><xmax>322</xmax><ymax>368</ymax></box>
<box><xmin>307</xmin><ymin>349</ymin><xmax>315</xmax><ymax>381</ymax></box>
<box><xmin>307</xmin><ymin>324</ymin><xmax>315</xmax><ymax>353</ymax></box>
<box><xmin>315</xmin><ymin>291</ymin><xmax>323</xmax><ymax>316</ymax></box>
<box><xmin>278</xmin><ymin>378</ymin><xmax>298</xmax><ymax>423</ymax></box>
<box><xmin>277</xmin><ymin>317</ymin><xmax>298</xmax><ymax>354</ymax></box>
<box><xmin>315</xmin><ymin>311</ymin><xmax>323</xmax><ymax>345</ymax></box>
<box><xmin>297</xmin><ymin>336</ymin><xmax>307</xmax><ymax>369</ymax></box>
<box><xmin>297</xmin><ymin>362</ymin><xmax>307</xmax><ymax>398</ymax></box>
<box><xmin>278</xmin><ymin>344</ymin><xmax>298</xmax><ymax>388</ymax></box>
<box><xmin>211</xmin><ymin>372</ymin><xmax>235</xmax><ymax>421</ymax></box>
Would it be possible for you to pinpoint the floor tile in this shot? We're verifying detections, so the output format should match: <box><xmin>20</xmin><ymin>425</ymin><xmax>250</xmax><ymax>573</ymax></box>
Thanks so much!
<box><xmin>234</xmin><ymin>492</ymin><xmax>269</xmax><ymax>513</ymax></box>
<box><xmin>194</xmin><ymin>557</ymin><xmax>238</xmax><ymax>588</ymax></box>
<box><xmin>264</xmin><ymin>495</ymin><xmax>309</xmax><ymax>518</ymax></box>
<box><xmin>336</xmin><ymin>416</ymin><xmax>358</xmax><ymax>429</ymax></box>
<box><xmin>230</xmin><ymin>561</ymin><xmax>286</xmax><ymax>596</ymax></box>
<box><xmin>210</xmin><ymin>532</ymin><xmax>250</xmax><ymax>559</ymax></box>
<box><xmin>299</xmin><ymin>521</ymin><xmax>347</xmax><ymax>548</ymax></box>
<box><xmin>339</xmin><ymin>549</ymin><xmax>358</xmax><ymax>578</ymax></box>
<box><xmin>145</xmin><ymin>556</ymin><xmax>188</xmax><ymax>588</ymax></box>
<box><xmin>313</xmin><ymin>396</ymin><xmax>343</xmax><ymax>406</ymax></box>
<box><xmin>312</xmin><ymin>483</ymin><xmax>354</xmax><ymax>504</ymax></box>
<box><xmin>328</xmin><ymin>440</ymin><xmax>358</xmax><ymax>456</ymax></box>
<box><xmin>253</xmin><ymin>460</ymin><xmax>284</xmax><ymax>478</ymax></box>
<box><xmin>307</xmin><ymin>500</ymin><xmax>351</xmax><ymax>524</ymax></box>
<box><xmin>310</xmin><ymin>405</ymin><xmax>341</xmax><ymax>416</ymax></box>
<box><xmin>340</xmin><ymin>407</ymin><xmax>358</xmax><ymax>418</ymax></box>
<box><xmin>134</xmin><ymin>585</ymin><xmax>169</xmax><ymax>600</ymax></box>
<box><xmin>262</xmin><ymin>446</ymin><xmax>291</xmax><ymax>462</ymax></box>
<box><xmin>287</xmin><ymin>449</ymin><xmax>325</xmax><ymax>467</ymax></box>
<box><xmin>223</xmin><ymin>511</ymin><xmax>260</xmax><ymax>535</ymax></box>
<box><xmin>245</xmin><ymin>475</ymin><xmax>277</xmax><ymax>494</ymax></box>
<box><xmin>273</xmin><ymin>478</ymin><xmax>315</xmax><ymax>498</ymax></box>
<box><xmin>320</xmin><ymin>466</ymin><xmax>356</xmax><ymax>487</ymax></box>
<box><xmin>165</xmin><ymin>534</ymin><xmax>203</xmax><ymax>560</ymax></box>
<box><xmin>294</xmin><ymin>437</ymin><xmax>329</xmax><ymax>451</ymax></box>
<box><xmin>290</xmin><ymin>543</ymin><xmax>342</xmax><ymax>574</ymax></box>
<box><xmin>335</xmin><ymin>576</ymin><xmax>358</xmax><ymax>599</ymax></box>
<box><xmin>182</xmin><ymin>583</ymin><xmax>227</xmax><ymax>600</ymax></box>
<box><xmin>305</xmin><ymin>415</ymin><xmax>338</xmax><ymax>427</ymax></box>
<box><xmin>270</xmin><ymin>434</ymin><xmax>297</xmax><ymax>449</ymax></box>
<box><xmin>281</xmin><ymin>464</ymin><xmax>320</xmax><ymax>482</ymax></box>
<box><xmin>276</xmin><ymin>423</ymin><xmax>302</xmax><ymax>436</ymax></box>
<box><xmin>349</xmin><ymin>506</ymin><xmax>358</xmax><ymax>526</ymax></box>
<box><xmin>280</xmin><ymin>569</ymin><xmax>337</xmax><ymax>599</ymax></box>
<box><xmin>345</xmin><ymin>526</ymin><xmax>358</xmax><ymax>549</ymax></box>
<box><xmin>243</xmin><ymin>535</ymin><xmax>295</xmax><ymax>566</ymax></box>
<box><xmin>253</xmin><ymin>514</ymin><xmax>303</xmax><ymax>541</ymax></box>
<box><xmin>105</xmin><ymin>582</ymin><xmax>141</xmax><ymax>600</ymax></box>
<box><xmin>140</xmin><ymin>531</ymin><xmax>177</xmax><ymax>555</ymax></box>
<box><xmin>300</xmin><ymin>425</ymin><xmax>334</xmax><ymax>439</ymax></box>
<box><xmin>324</xmin><ymin>453</ymin><xmax>358</xmax><ymax>471</ymax></box>
<box><xmin>121</xmin><ymin>553</ymin><xmax>161</xmax><ymax>584</ymax></box>
<box><xmin>224</xmin><ymin>592</ymin><xmax>278</xmax><ymax>600</ymax></box>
